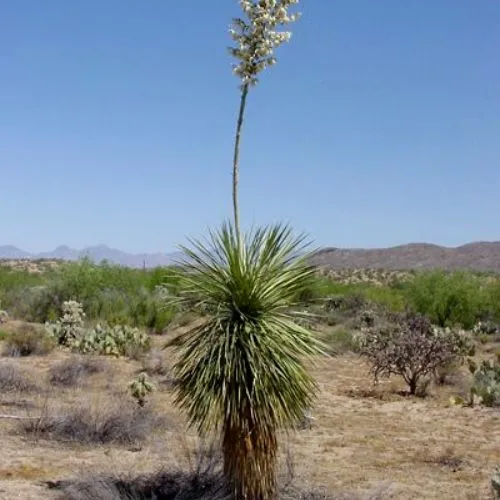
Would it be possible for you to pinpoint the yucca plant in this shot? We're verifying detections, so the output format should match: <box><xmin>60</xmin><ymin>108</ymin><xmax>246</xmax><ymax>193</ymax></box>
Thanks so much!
<box><xmin>166</xmin><ymin>1</ymin><xmax>322</xmax><ymax>499</ymax></box>
<box><xmin>168</xmin><ymin>224</ymin><xmax>322</xmax><ymax>498</ymax></box>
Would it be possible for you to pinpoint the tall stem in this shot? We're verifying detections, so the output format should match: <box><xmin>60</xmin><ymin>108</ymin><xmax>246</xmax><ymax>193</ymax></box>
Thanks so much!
<box><xmin>232</xmin><ymin>83</ymin><xmax>249</xmax><ymax>242</ymax></box>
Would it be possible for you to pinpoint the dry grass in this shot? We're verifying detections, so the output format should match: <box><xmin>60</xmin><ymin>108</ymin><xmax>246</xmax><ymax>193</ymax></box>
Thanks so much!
<box><xmin>18</xmin><ymin>400</ymin><xmax>166</xmax><ymax>446</ymax></box>
<box><xmin>0</xmin><ymin>325</ymin><xmax>498</xmax><ymax>499</ymax></box>
<box><xmin>51</xmin><ymin>448</ymin><xmax>230</xmax><ymax>500</ymax></box>
<box><xmin>139</xmin><ymin>349</ymin><xmax>170</xmax><ymax>377</ymax></box>
<box><xmin>50</xmin><ymin>447</ymin><xmax>391</xmax><ymax>500</ymax></box>
<box><xmin>0</xmin><ymin>361</ymin><xmax>39</xmax><ymax>393</ymax></box>
<box><xmin>49</xmin><ymin>357</ymin><xmax>107</xmax><ymax>388</ymax></box>
<box><xmin>53</xmin><ymin>474</ymin><xmax>391</xmax><ymax>500</ymax></box>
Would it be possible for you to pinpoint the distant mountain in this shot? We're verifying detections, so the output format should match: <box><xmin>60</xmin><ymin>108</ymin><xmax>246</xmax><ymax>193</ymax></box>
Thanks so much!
<box><xmin>0</xmin><ymin>245</ymin><xmax>182</xmax><ymax>268</ymax></box>
<box><xmin>0</xmin><ymin>245</ymin><xmax>32</xmax><ymax>259</ymax></box>
<box><xmin>310</xmin><ymin>242</ymin><xmax>500</xmax><ymax>273</ymax></box>
<box><xmin>3</xmin><ymin>241</ymin><xmax>500</xmax><ymax>272</ymax></box>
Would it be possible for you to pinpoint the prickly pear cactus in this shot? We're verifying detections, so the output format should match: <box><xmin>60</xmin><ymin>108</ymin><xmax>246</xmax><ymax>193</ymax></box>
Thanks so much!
<box><xmin>72</xmin><ymin>323</ymin><xmax>150</xmax><ymax>357</ymax></box>
<box><xmin>471</xmin><ymin>360</ymin><xmax>500</xmax><ymax>407</ymax></box>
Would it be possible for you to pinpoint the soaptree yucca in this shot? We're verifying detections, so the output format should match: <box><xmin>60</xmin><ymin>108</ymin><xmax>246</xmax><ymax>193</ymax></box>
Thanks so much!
<box><xmin>167</xmin><ymin>1</ymin><xmax>321</xmax><ymax>498</ymax></box>
<box><xmin>169</xmin><ymin>224</ymin><xmax>321</xmax><ymax>498</ymax></box>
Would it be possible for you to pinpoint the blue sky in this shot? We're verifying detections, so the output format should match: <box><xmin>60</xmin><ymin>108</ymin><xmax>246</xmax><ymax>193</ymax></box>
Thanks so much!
<box><xmin>1</xmin><ymin>1</ymin><xmax>499</xmax><ymax>254</ymax></box>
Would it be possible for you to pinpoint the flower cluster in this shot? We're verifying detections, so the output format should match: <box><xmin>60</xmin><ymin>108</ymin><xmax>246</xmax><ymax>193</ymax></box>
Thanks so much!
<box><xmin>229</xmin><ymin>0</ymin><xmax>300</xmax><ymax>86</ymax></box>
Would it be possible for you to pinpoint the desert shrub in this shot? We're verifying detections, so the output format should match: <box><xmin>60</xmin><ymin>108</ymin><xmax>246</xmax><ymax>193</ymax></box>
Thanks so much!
<box><xmin>321</xmin><ymin>328</ymin><xmax>360</xmax><ymax>355</ymax></box>
<box><xmin>20</xmin><ymin>402</ymin><xmax>164</xmax><ymax>445</ymax></box>
<box><xmin>0</xmin><ymin>329</ymin><xmax>9</xmax><ymax>340</ymax></box>
<box><xmin>485</xmin><ymin>278</ymin><xmax>500</xmax><ymax>323</ymax></box>
<box><xmin>55</xmin><ymin>473</ymin><xmax>229</xmax><ymax>500</ymax></box>
<box><xmin>473</xmin><ymin>320</ymin><xmax>499</xmax><ymax>336</ymax></box>
<box><xmin>128</xmin><ymin>287</ymin><xmax>175</xmax><ymax>334</ymax></box>
<box><xmin>295</xmin><ymin>275</ymin><xmax>406</xmax><ymax>315</ymax></box>
<box><xmin>4</xmin><ymin>283</ymin><xmax>68</xmax><ymax>324</ymax></box>
<box><xmin>0</xmin><ymin>260</ymin><xmax>179</xmax><ymax>330</ymax></box>
<box><xmin>0</xmin><ymin>362</ymin><xmax>38</xmax><ymax>392</ymax></box>
<box><xmin>49</xmin><ymin>357</ymin><xmax>106</xmax><ymax>387</ymax></box>
<box><xmin>2</xmin><ymin>324</ymin><xmax>56</xmax><ymax>357</ymax></box>
<box><xmin>433</xmin><ymin>357</ymin><xmax>464</xmax><ymax>386</ymax></box>
<box><xmin>0</xmin><ymin>308</ymin><xmax>8</xmax><ymax>323</ymax></box>
<box><xmin>72</xmin><ymin>324</ymin><xmax>150</xmax><ymax>357</ymax></box>
<box><xmin>45</xmin><ymin>300</ymin><xmax>85</xmax><ymax>346</ymax></box>
<box><xmin>470</xmin><ymin>359</ymin><xmax>500</xmax><ymax>407</ymax></box>
<box><xmin>54</xmin><ymin>475</ymin><xmax>343</xmax><ymax>500</ymax></box>
<box><xmin>363</xmin><ymin>286</ymin><xmax>406</xmax><ymax>312</ymax></box>
<box><xmin>359</xmin><ymin>313</ymin><xmax>474</xmax><ymax>395</ymax></box>
<box><xmin>324</xmin><ymin>294</ymin><xmax>367</xmax><ymax>315</ymax></box>
<box><xmin>404</xmin><ymin>271</ymin><xmax>486</xmax><ymax>329</ymax></box>
<box><xmin>140</xmin><ymin>352</ymin><xmax>178</xmax><ymax>391</ymax></box>
<box><xmin>52</xmin><ymin>443</ymin><xmax>336</xmax><ymax>500</ymax></box>
<box><xmin>478</xmin><ymin>334</ymin><xmax>491</xmax><ymax>345</ymax></box>
<box><xmin>141</xmin><ymin>350</ymin><xmax>170</xmax><ymax>376</ymax></box>
<box><xmin>53</xmin><ymin>444</ymin><xmax>229</xmax><ymax>500</ymax></box>
<box><xmin>0</xmin><ymin>266</ymin><xmax>47</xmax><ymax>318</ymax></box>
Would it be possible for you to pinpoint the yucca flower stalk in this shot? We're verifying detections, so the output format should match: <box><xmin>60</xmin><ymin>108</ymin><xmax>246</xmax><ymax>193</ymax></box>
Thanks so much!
<box><xmin>166</xmin><ymin>2</ymin><xmax>322</xmax><ymax>499</ymax></box>
<box><xmin>229</xmin><ymin>0</ymin><xmax>300</xmax><ymax>240</ymax></box>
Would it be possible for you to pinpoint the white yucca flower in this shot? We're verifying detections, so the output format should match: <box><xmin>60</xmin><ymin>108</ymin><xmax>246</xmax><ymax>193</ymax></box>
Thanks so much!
<box><xmin>229</xmin><ymin>0</ymin><xmax>300</xmax><ymax>86</ymax></box>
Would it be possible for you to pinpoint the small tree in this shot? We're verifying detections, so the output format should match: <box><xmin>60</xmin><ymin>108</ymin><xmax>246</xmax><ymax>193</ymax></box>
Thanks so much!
<box><xmin>405</xmin><ymin>271</ymin><xmax>485</xmax><ymax>330</ymax></box>
<box><xmin>360</xmin><ymin>314</ymin><xmax>474</xmax><ymax>395</ymax></box>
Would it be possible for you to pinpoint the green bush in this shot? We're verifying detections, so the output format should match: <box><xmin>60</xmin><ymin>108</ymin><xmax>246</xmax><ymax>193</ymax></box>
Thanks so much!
<box><xmin>0</xmin><ymin>260</ymin><xmax>178</xmax><ymax>331</ymax></box>
<box><xmin>2</xmin><ymin>324</ymin><xmax>56</xmax><ymax>357</ymax></box>
<box><xmin>3</xmin><ymin>259</ymin><xmax>499</xmax><ymax>335</ymax></box>
<box><xmin>404</xmin><ymin>271</ymin><xmax>487</xmax><ymax>330</ymax></box>
<box><xmin>485</xmin><ymin>279</ymin><xmax>500</xmax><ymax>323</ymax></box>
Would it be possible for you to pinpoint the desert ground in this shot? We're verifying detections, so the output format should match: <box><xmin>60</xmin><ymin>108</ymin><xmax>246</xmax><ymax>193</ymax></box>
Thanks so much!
<box><xmin>0</xmin><ymin>319</ymin><xmax>498</xmax><ymax>500</ymax></box>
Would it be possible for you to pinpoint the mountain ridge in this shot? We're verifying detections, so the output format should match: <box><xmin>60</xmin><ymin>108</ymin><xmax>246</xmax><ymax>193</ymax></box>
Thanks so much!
<box><xmin>310</xmin><ymin>241</ymin><xmax>500</xmax><ymax>272</ymax></box>
<box><xmin>2</xmin><ymin>241</ymin><xmax>500</xmax><ymax>272</ymax></box>
<box><xmin>0</xmin><ymin>245</ymin><xmax>182</xmax><ymax>268</ymax></box>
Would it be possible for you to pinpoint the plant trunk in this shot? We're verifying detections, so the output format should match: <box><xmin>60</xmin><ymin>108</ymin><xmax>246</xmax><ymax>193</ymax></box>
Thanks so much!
<box><xmin>409</xmin><ymin>378</ymin><xmax>418</xmax><ymax>395</ymax></box>
<box><xmin>232</xmin><ymin>83</ymin><xmax>249</xmax><ymax>243</ymax></box>
<box><xmin>223</xmin><ymin>417</ymin><xmax>277</xmax><ymax>500</ymax></box>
